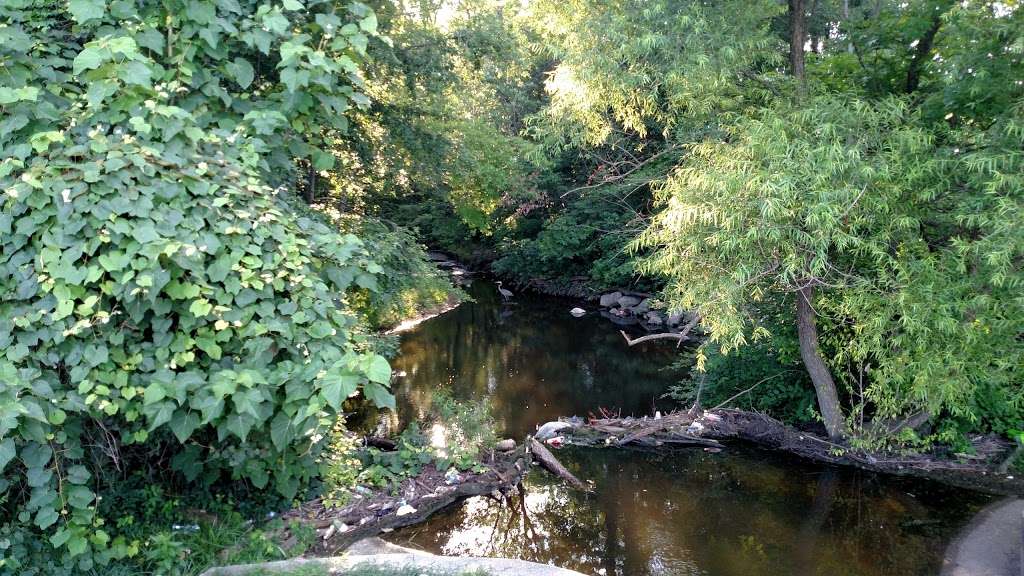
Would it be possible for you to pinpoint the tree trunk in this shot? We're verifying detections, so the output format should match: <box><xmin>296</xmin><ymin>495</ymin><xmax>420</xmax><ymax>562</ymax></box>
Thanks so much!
<box><xmin>796</xmin><ymin>285</ymin><xmax>846</xmax><ymax>440</ymax></box>
<box><xmin>905</xmin><ymin>11</ymin><xmax>943</xmax><ymax>94</ymax></box>
<box><xmin>842</xmin><ymin>0</ymin><xmax>854</xmax><ymax>53</ymax></box>
<box><xmin>788</xmin><ymin>0</ymin><xmax>806</xmax><ymax>92</ymax></box>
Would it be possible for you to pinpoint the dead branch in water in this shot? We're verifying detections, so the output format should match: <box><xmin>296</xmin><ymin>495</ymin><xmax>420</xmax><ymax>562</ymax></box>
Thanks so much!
<box><xmin>620</xmin><ymin>313</ymin><xmax>700</xmax><ymax>348</ymax></box>
<box><xmin>529</xmin><ymin>438</ymin><xmax>590</xmax><ymax>492</ymax></box>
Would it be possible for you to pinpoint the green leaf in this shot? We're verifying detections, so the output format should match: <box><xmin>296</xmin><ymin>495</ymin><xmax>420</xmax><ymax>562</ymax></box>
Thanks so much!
<box><xmin>72</xmin><ymin>46</ymin><xmax>108</xmax><ymax>75</ymax></box>
<box><xmin>0</xmin><ymin>439</ymin><xmax>14</xmax><ymax>472</ymax></box>
<box><xmin>165</xmin><ymin>280</ymin><xmax>201</xmax><ymax>300</ymax></box>
<box><xmin>143</xmin><ymin>383</ymin><xmax>166</xmax><ymax>405</ymax></box>
<box><xmin>362</xmin><ymin>381</ymin><xmax>394</xmax><ymax>411</ymax></box>
<box><xmin>269</xmin><ymin>411</ymin><xmax>291</xmax><ymax>451</ymax></box>
<box><xmin>132</xmin><ymin>222</ymin><xmax>159</xmax><ymax>243</ymax></box>
<box><xmin>312</xmin><ymin>149</ymin><xmax>335</xmax><ymax>170</ymax></box>
<box><xmin>307</xmin><ymin>321</ymin><xmax>334</xmax><ymax>339</ymax></box>
<box><xmin>146</xmin><ymin>401</ymin><xmax>175</xmax><ymax>431</ymax></box>
<box><xmin>282</xmin><ymin>0</ymin><xmax>303</xmax><ymax>10</ymax></box>
<box><xmin>48</xmin><ymin>409</ymin><xmax>67</xmax><ymax>425</ymax></box>
<box><xmin>29</xmin><ymin>131</ymin><xmax>65</xmax><ymax>153</ymax></box>
<box><xmin>68</xmin><ymin>0</ymin><xmax>106</xmax><ymax>23</ymax></box>
<box><xmin>119</xmin><ymin>61</ymin><xmax>153</xmax><ymax>87</ymax></box>
<box><xmin>98</xmin><ymin>250</ymin><xmax>129</xmax><ymax>272</ymax></box>
<box><xmin>207</xmin><ymin>255</ymin><xmax>233</xmax><ymax>282</ymax></box>
<box><xmin>280</xmin><ymin>67</ymin><xmax>310</xmax><ymax>92</ymax></box>
<box><xmin>135</xmin><ymin>27</ymin><xmax>165</xmax><ymax>52</ymax></box>
<box><xmin>67</xmin><ymin>485</ymin><xmax>94</xmax><ymax>509</ymax></box>
<box><xmin>35</xmin><ymin>507</ymin><xmax>59</xmax><ymax>530</ymax></box>
<box><xmin>320</xmin><ymin>370</ymin><xmax>360</xmax><ymax>411</ymax></box>
<box><xmin>67</xmin><ymin>533</ymin><xmax>89</xmax><ymax>557</ymax></box>
<box><xmin>0</xmin><ymin>86</ymin><xmax>40</xmax><ymax>105</ymax></box>
<box><xmin>169</xmin><ymin>410</ymin><xmax>200</xmax><ymax>443</ymax></box>
<box><xmin>50</xmin><ymin>528</ymin><xmax>71</xmax><ymax>548</ymax></box>
<box><xmin>365</xmin><ymin>354</ymin><xmax>391</xmax><ymax>384</ymax></box>
<box><xmin>226</xmin><ymin>57</ymin><xmax>255</xmax><ymax>89</ymax></box>
<box><xmin>262</xmin><ymin>8</ymin><xmax>289</xmax><ymax>35</ymax></box>
<box><xmin>359</xmin><ymin>12</ymin><xmax>377</xmax><ymax>34</ymax></box>
<box><xmin>195</xmin><ymin>336</ymin><xmax>222</xmax><ymax>360</ymax></box>
<box><xmin>189</xmin><ymin>299</ymin><xmax>213</xmax><ymax>317</ymax></box>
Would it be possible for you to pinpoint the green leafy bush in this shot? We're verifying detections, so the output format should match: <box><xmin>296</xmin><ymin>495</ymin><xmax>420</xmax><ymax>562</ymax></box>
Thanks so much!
<box><xmin>0</xmin><ymin>0</ymin><xmax>395</xmax><ymax>570</ymax></box>
<box><xmin>322</xmin><ymin>392</ymin><xmax>494</xmax><ymax>505</ymax></box>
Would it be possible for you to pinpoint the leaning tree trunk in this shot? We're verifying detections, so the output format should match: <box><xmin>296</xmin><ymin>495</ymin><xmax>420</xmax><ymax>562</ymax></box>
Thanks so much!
<box><xmin>796</xmin><ymin>285</ymin><xmax>846</xmax><ymax>440</ymax></box>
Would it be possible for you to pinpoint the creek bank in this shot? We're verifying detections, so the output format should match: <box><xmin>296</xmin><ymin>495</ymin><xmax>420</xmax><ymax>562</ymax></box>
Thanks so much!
<box><xmin>278</xmin><ymin>446</ymin><xmax>530</xmax><ymax>556</ymax></box>
<box><xmin>276</xmin><ymin>436</ymin><xmax>590</xmax><ymax>557</ymax></box>
<box><xmin>546</xmin><ymin>409</ymin><xmax>1024</xmax><ymax>496</ymax></box>
<box><xmin>383</xmin><ymin>252</ymin><xmax>472</xmax><ymax>334</ymax></box>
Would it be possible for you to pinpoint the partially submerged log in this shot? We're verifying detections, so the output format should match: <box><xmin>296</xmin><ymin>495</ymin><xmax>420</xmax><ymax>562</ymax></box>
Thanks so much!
<box><xmin>553</xmin><ymin>409</ymin><xmax>1024</xmax><ymax>496</ymax></box>
<box><xmin>529</xmin><ymin>438</ymin><xmax>590</xmax><ymax>492</ymax></box>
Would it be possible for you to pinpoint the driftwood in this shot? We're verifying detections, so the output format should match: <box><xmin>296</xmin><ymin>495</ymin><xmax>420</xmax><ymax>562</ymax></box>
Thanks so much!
<box><xmin>564</xmin><ymin>412</ymin><xmax>724</xmax><ymax>450</ymax></box>
<box><xmin>619</xmin><ymin>313</ymin><xmax>701</xmax><ymax>348</ymax></box>
<box><xmin>365</xmin><ymin>437</ymin><xmax>398</xmax><ymax>451</ymax></box>
<box><xmin>556</xmin><ymin>409</ymin><xmax>1024</xmax><ymax>496</ymax></box>
<box><xmin>529</xmin><ymin>438</ymin><xmax>590</xmax><ymax>491</ymax></box>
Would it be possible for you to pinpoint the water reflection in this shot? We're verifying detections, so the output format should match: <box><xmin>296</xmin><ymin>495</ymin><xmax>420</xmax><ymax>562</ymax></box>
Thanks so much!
<box><xmin>391</xmin><ymin>282</ymin><xmax>685</xmax><ymax>438</ymax></box>
<box><xmin>398</xmin><ymin>448</ymin><xmax>989</xmax><ymax>576</ymax></box>
<box><xmin>388</xmin><ymin>282</ymin><xmax>992</xmax><ymax>575</ymax></box>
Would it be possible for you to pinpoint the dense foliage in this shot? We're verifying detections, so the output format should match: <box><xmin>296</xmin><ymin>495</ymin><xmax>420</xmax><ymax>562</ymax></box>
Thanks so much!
<box><xmin>0</xmin><ymin>0</ymin><xmax>414</xmax><ymax>570</ymax></box>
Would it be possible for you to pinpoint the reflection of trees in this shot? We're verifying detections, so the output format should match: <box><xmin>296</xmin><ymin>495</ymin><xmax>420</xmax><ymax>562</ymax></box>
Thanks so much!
<box><xmin>390</xmin><ymin>283</ymin><xmax>687</xmax><ymax>439</ymax></box>
<box><xmin>395</xmin><ymin>448</ymin><xmax>989</xmax><ymax>576</ymax></box>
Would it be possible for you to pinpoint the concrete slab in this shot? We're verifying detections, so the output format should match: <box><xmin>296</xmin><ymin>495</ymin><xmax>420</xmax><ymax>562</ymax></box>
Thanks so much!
<box><xmin>942</xmin><ymin>498</ymin><xmax>1024</xmax><ymax>576</ymax></box>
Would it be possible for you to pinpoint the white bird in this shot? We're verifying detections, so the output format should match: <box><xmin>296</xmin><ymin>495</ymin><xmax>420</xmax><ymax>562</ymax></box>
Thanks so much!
<box><xmin>495</xmin><ymin>281</ymin><xmax>514</xmax><ymax>301</ymax></box>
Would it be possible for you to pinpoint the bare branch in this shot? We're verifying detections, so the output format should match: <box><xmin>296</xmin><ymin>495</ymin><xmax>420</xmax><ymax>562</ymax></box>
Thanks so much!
<box><xmin>619</xmin><ymin>312</ymin><xmax>701</xmax><ymax>347</ymax></box>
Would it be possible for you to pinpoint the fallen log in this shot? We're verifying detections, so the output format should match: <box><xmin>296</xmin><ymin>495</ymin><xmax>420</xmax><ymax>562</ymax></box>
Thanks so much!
<box><xmin>365</xmin><ymin>437</ymin><xmax>397</xmax><ymax>451</ymax></box>
<box><xmin>529</xmin><ymin>438</ymin><xmax>590</xmax><ymax>492</ymax></box>
<box><xmin>552</xmin><ymin>409</ymin><xmax>1024</xmax><ymax>496</ymax></box>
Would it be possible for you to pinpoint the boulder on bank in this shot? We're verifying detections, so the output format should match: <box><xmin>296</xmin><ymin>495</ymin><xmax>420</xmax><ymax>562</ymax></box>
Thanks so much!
<box><xmin>536</xmin><ymin>421</ymin><xmax>573</xmax><ymax>441</ymax></box>
<box><xmin>617</xmin><ymin>295</ymin><xmax>641</xmax><ymax>308</ymax></box>
<box><xmin>599</xmin><ymin>291</ymin><xmax>623</xmax><ymax>307</ymax></box>
<box><xmin>631</xmin><ymin>298</ymin><xmax>651</xmax><ymax>314</ymax></box>
<box><xmin>600</xmin><ymin>310</ymin><xmax>639</xmax><ymax>326</ymax></box>
<box><xmin>941</xmin><ymin>498</ymin><xmax>1024</xmax><ymax>576</ymax></box>
<box><xmin>495</xmin><ymin>438</ymin><xmax>516</xmax><ymax>451</ymax></box>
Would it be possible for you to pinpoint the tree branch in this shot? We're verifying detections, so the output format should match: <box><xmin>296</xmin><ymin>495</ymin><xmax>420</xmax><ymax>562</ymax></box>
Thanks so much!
<box><xmin>620</xmin><ymin>312</ymin><xmax>701</xmax><ymax>347</ymax></box>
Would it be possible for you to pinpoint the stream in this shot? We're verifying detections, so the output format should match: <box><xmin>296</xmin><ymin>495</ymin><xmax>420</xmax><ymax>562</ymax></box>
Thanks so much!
<box><xmin>385</xmin><ymin>281</ymin><xmax>993</xmax><ymax>576</ymax></box>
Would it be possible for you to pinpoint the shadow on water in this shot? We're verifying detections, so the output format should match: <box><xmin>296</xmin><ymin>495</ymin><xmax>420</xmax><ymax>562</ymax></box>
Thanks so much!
<box><xmin>388</xmin><ymin>281</ymin><xmax>992</xmax><ymax>576</ymax></box>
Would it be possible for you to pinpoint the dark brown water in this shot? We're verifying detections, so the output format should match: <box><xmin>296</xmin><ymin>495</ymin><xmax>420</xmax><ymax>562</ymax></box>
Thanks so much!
<box><xmin>388</xmin><ymin>281</ymin><xmax>992</xmax><ymax>576</ymax></box>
